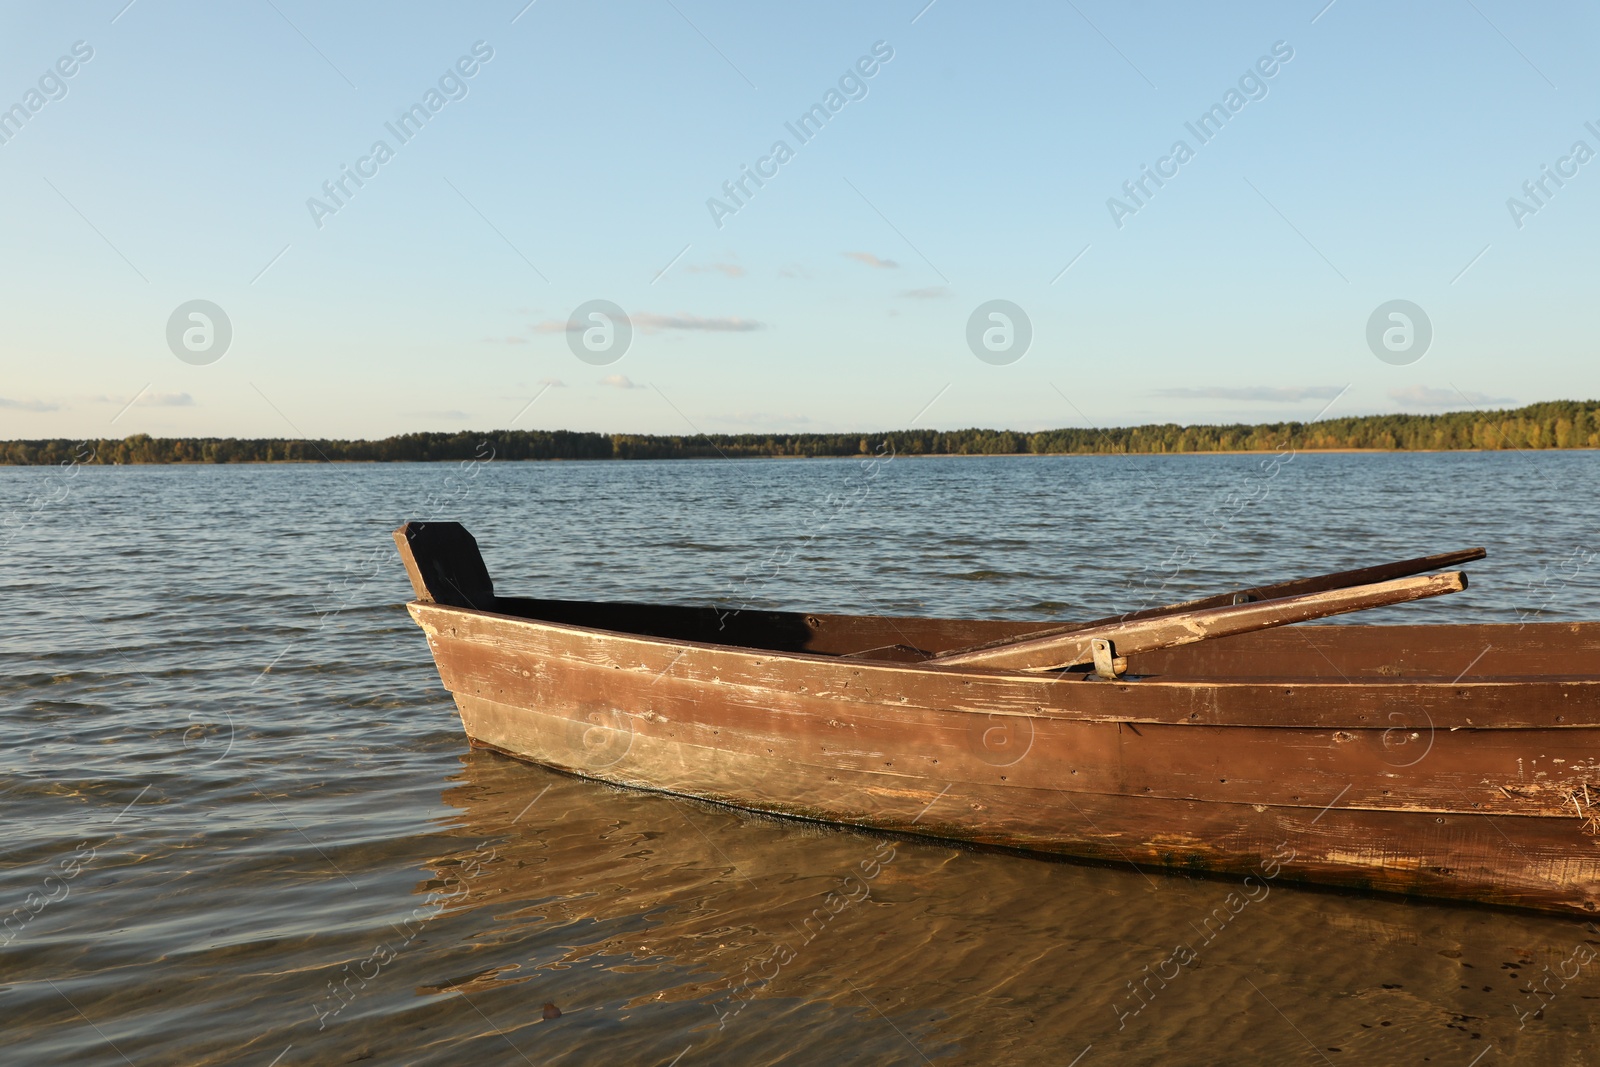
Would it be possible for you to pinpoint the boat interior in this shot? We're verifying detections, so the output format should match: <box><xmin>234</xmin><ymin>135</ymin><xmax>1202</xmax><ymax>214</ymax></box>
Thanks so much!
<box><xmin>489</xmin><ymin>597</ymin><xmax>1600</xmax><ymax>682</ymax></box>
<box><xmin>396</xmin><ymin>521</ymin><xmax>1599</xmax><ymax>682</ymax></box>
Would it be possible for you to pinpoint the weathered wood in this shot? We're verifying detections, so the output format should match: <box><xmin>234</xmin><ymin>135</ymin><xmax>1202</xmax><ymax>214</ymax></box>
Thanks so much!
<box><xmin>454</xmin><ymin>693</ymin><xmax>1600</xmax><ymax>914</ymax></box>
<box><xmin>938</xmin><ymin>547</ymin><xmax>1487</xmax><ymax>662</ymax></box>
<box><xmin>1120</xmin><ymin>545</ymin><xmax>1486</xmax><ymax>615</ymax></box>
<box><xmin>413</xmin><ymin>601</ymin><xmax>1600</xmax><ymax>730</ymax></box>
<box><xmin>932</xmin><ymin>572</ymin><xmax>1468</xmax><ymax>671</ymax></box>
<box><xmin>420</xmin><ymin>621</ymin><xmax>1592</xmax><ymax>816</ymax></box>
<box><xmin>394</xmin><ymin>523</ymin><xmax>1600</xmax><ymax>915</ymax></box>
<box><xmin>1129</xmin><ymin>620</ymin><xmax>1600</xmax><ymax>682</ymax></box>
<box><xmin>405</xmin><ymin>597</ymin><xmax>1600</xmax><ymax>914</ymax></box>
<box><xmin>454</xmin><ymin>596</ymin><xmax>1600</xmax><ymax>679</ymax></box>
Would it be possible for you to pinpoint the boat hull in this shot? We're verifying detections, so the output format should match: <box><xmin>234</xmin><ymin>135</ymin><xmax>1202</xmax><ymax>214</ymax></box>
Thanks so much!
<box><xmin>408</xmin><ymin>601</ymin><xmax>1600</xmax><ymax>916</ymax></box>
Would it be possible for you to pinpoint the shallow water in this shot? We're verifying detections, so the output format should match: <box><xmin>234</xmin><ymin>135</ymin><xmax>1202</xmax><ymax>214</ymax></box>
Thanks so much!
<box><xmin>2</xmin><ymin>452</ymin><xmax>1598</xmax><ymax>1065</ymax></box>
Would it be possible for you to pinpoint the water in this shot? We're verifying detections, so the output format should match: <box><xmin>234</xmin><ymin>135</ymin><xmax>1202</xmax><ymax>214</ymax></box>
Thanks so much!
<box><xmin>3</xmin><ymin>452</ymin><xmax>1598</xmax><ymax>1066</ymax></box>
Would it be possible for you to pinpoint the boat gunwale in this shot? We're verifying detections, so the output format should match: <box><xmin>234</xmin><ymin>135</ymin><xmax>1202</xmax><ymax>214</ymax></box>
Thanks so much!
<box><xmin>408</xmin><ymin>600</ymin><xmax>1600</xmax><ymax>730</ymax></box>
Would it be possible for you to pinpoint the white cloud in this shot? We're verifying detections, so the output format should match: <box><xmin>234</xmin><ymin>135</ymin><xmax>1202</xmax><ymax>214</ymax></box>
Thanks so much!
<box><xmin>631</xmin><ymin>312</ymin><xmax>765</xmax><ymax>333</ymax></box>
<box><xmin>1151</xmin><ymin>386</ymin><xmax>1346</xmax><ymax>402</ymax></box>
<box><xmin>1389</xmin><ymin>385</ymin><xmax>1513</xmax><ymax>408</ymax></box>
<box><xmin>600</xmin><ymin>374</ymin><xmax>641</xmax><ymax>389</ymax></box>
<box><xmin>843</xmin><ymin>251</ymin><xmax>898</xmax><ymax>270</ymax></box>
<box><xmin>685</xmin><ymin>262</ymin><xmax>746</xmax><ymax>278</ymax></box>
<box><xmin>0</xmin><ymin>397</ymin><xmax>59</xmax><ymax>412</ymax></box>
<box><xmin>705</xmin><ymin>412</ymin><xmax>816</xmax><ymax>429</ymax></box>
<box><xmin>89</xmin><ymin>391</ymin><xmax>196</xmax><ymax>408</ymax></box>
<box><xmin>405</xmin><ymin>409</ymin><xmax>472</xmax><ymax>420</ymax></box>
<box><xmin>530</xmin><ymin>312</ymin><xmax>765</xmax><ymax>334</ymax></box>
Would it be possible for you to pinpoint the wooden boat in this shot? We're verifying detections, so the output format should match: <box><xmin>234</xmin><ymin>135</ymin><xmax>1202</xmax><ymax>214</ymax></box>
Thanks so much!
<box><xmin>395</xmin><ymin>521</ymin><xmax>1600</xmax><ymax>916</ymax></box>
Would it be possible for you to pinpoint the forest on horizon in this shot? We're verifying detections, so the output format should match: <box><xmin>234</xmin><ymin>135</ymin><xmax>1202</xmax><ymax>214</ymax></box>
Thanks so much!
<box><xmin>3</xmin><ymin>400</ymin><xmax>1597</xmax><ymax>465</ymax></box>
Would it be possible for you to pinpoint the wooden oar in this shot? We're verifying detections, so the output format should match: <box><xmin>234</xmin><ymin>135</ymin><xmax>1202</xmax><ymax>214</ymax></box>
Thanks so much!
<box><xmin>934</xmin><ymin>547</ymin><xmax>1486</xmax><ymax>663</ymax></box>
<box><xmin>931</xmin><ymin>571</ymin><xmax>1468</xmax><ymax>673</ymax></box>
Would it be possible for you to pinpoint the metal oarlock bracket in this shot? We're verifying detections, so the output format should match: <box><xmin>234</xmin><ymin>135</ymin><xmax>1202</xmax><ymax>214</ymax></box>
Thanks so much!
<box><xmin>1091</xmin><ymin>638</ymin><xmax>1123</xmax><ymax>680</ymax></box>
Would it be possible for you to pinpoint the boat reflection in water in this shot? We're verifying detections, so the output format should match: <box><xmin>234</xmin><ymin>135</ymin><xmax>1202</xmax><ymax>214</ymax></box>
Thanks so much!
<box><xmin>422</xmin><ymin>748</ymin><xmax>1600</xmax><ymax>1066</ymax></box>
<box><xmin>424</xmin><ymin>748</ymin><xmax>954</xmax><ymax>1064</ymax></box>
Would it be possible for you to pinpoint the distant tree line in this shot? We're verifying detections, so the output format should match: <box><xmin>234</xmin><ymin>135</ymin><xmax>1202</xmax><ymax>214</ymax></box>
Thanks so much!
<box><xmin>4</xmin><ymin>400</ymin><xmax>1597</xmax><ymax>465</ymax></box>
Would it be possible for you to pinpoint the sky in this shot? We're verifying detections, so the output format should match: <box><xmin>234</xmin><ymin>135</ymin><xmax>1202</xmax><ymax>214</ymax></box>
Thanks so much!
<box><xmin>1</xmin><ymin>0</ymin><xmax>1597</xmax><ymax>440</ymax></box>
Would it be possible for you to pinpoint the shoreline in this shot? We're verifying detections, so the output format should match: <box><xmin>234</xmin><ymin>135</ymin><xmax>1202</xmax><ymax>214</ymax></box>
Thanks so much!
<box><xmin>4</xmin><ymin>402</ymin><xmax>1596</xmax><ymax>464</ymax></box>
<box><xmin>5</xmin><ymin>446</ymin><xmax>1596</xmax><ymax>467</ymax></box>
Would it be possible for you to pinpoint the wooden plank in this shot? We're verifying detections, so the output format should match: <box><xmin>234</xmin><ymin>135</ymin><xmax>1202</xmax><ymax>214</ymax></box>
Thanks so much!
<box><xmin>937</xmin><ymin>546</ymin><xmax>1487</xmax><ymax>661</ymax></box>
<box><xmin>1129</xmin><ymin>621</ymin><xmax>1600</xmax><ymax>681</ymax></box>
<box><xmin>393</xmin><ymin>521</ymin><xmax>496</xmax><ymax>609</ymax></box>
<box><xmin>931</xmin><ymin>572</ymin><xmax>1468</xmax><ymax>671</ymax></box>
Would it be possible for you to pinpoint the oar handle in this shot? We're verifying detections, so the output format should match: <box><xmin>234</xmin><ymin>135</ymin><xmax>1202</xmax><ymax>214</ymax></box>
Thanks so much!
<box><xmin>934</xmin><ymin>546</ymin><xmax>1486</xmax><ymax>661</ymax></box>
<box><xmin>933</xmin><ymin>571</ymin><xmax>1468</xmax><ymax>672</ymax></box>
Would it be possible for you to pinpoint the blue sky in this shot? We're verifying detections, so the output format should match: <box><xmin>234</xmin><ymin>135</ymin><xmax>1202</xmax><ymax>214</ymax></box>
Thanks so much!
<box><xmin>2</xmin><ymin>0</ymin><xmax>1596</xmax><ymax>440</ymax></box>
